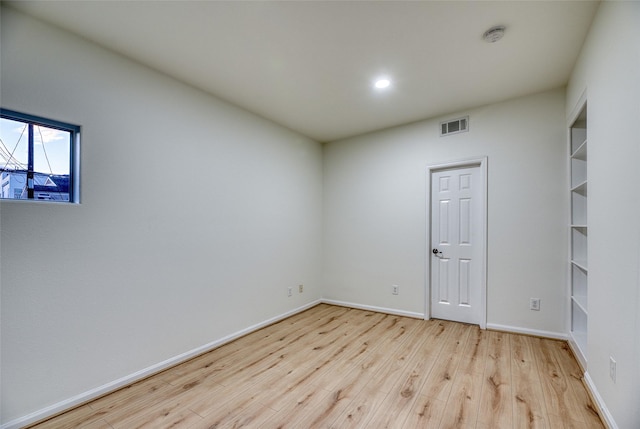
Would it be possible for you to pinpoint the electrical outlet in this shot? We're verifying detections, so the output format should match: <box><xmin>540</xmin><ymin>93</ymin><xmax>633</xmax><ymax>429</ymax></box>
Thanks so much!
<box><xmin>609</xmin><ymin>356</ymin><xmax>616</xmax><ymax>382</ymax></box>
<box><xmin>287</xmin><ymin>287</ymin><xmax>292</xmax><ymax>297</ymax></box>
<box><xmin>392</xmin><ymin>285</ymin><xmax>399</xmax><ymax>295</ymax></box>
<box><xmin>530</xmin><ymin>298</ymin><xmax>540</xmax><ymax>311</ymax></box>
<box><xmin>299</xmin><ymin>284</ymin><xmax>304</xmax><ymax>293</ymax></box>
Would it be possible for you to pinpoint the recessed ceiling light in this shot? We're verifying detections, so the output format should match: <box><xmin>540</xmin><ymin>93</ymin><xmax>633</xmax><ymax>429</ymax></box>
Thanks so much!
<box><xmin>483</xmin><ymin>25</ymin><xmax>506</xmax><ymax>43</ymax></box>
<box><xmin>374</xmin><ymin>79</ymin><xmax>391</xmax><ymax>89</ymax></box>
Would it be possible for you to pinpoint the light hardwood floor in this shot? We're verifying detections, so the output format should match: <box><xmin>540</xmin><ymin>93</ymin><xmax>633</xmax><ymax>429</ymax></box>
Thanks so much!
<box><xmin>28</xmin><ymin>304</ymin><xmax>605</xmax><ymax>429</ymax></box>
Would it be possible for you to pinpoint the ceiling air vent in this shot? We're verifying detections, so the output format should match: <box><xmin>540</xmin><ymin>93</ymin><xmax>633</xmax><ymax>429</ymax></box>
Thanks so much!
<box><xmin>440</xmin><ymin>116</ymin><xmax>469</xmax><ymax>136</ymax></box>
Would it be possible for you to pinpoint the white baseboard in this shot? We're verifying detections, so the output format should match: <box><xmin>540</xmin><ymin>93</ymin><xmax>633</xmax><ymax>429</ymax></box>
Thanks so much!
<box><xmin>583</xmin><ymin>372</ymin><xmax>618</xmax><ymax>429</ymax></box>
<box><xmin>0</xmin><ymin>300</ymin><xmax>322</xmax><ymax>429</ymax></box>
<box><xmin>321</xmin><ymin>298</ymin><xmax>424</xmax><ymax>319</ymax></box>
<box><xmin>567</xmin><ymin>335</ymin><xmax>587</xmax><ymax>370</ymax></box>
<box><xmin>486</xmin><ymin>323</ymin><xmax>568</xmax><ymax>340</ymax></box>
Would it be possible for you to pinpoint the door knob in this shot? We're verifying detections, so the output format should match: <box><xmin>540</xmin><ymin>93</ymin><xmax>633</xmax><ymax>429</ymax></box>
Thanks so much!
<box><xmin>432</xmin><ymin>248</ymin><xmax>443</xmax><ymax>256</ymax></box>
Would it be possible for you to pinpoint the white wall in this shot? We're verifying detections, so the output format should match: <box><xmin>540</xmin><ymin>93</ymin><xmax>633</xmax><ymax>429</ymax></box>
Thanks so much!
<box><xmin>566</xmin><ymin>3</ymin><xmax>640</xmax><ymax>428</ymax></box>
<box><xmin>323</xmin><ymin>88</ymin><xmax>568</xmax><ymax>334</ymax></box>
<box><xmin>0</xmin><ymin>6</ymin><xmax>323</xmax><ymax>425</ymax></box>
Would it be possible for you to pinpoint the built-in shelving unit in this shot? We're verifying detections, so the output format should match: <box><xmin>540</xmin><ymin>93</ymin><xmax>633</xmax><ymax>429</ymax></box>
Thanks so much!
<box><xmin>569</xmin><ymin>104</ymin><xmax>588</xmax><ymax>368</ymax></box>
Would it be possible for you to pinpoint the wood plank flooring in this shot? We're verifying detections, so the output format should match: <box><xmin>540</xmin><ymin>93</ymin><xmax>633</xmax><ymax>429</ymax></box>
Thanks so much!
<box><xmin>28</xmin><ymin>304</ymin><xmax>605</xmax><ymax>429</ymax></box>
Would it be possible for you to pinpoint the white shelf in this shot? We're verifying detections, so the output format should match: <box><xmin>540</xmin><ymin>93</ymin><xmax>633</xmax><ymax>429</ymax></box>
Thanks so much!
<box><xmin>569</xmin><ymin>104</ymin><xmax>587</xmax><ymax>365</ymax></box>
<box><xmin>571</xmin><ymin>158</ymin><xmax>587</xmax><ymax>187</ymax></box>
<box><xmin>571</xmin><ymin>262</ymin><xmax>589</xmax><ymax>300</ymax></box>
<box><xmin>571</xmin><ymin>260</ymin><xmax>588</xmax><ymax>272</ymax></box>
<box><xmin>571</xmin><ymin>180</ymin><xmax>588</xmax><ymax>194</ymax></box>
<box><xmin>571</xmin><ymin>299</ymin><xmax>588</xmax><ymax>335</ymax></box>
<box><xmin>571</xmin><ymin>228</ymin><xmax>588</xmax><ymax>269</ymax></box>
<box><xmin>571</xmin><ymin>127</ymin><xmax>587</xmax><ymax>154</ymax></box>
<box><xmin>571</xmin><ymin>192</ymin><xmax>587</xmax><ymax>225</ymax></box>
<box><xmin>571</xmin><ymin>139</ymin><xmax>588</xmax><ymax>160</ymax></box>
<box><xmin>571</xmin><ymin>295</ymin><xmax>588</xmax><ymax>315</ymax></box>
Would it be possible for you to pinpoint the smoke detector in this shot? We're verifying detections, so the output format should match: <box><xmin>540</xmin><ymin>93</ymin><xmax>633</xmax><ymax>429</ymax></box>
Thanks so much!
<box><xmin>483</xmin><ymin>26</ymin><xmax>506</xmax><ymax>43</ymax></box>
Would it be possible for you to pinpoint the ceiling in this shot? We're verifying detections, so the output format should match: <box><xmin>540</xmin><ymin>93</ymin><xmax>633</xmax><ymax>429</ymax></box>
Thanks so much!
<box><xmin>6</xmin><ymin>1</ymin><xmax>599</xmax><ymax>142</ymax></box>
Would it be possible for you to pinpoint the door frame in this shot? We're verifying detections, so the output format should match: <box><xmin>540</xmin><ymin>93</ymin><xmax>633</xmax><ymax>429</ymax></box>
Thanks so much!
<box><xmin>425</xmin><ymin>157</ymin><xmax>488</xmax><ymax>328</ymax></box>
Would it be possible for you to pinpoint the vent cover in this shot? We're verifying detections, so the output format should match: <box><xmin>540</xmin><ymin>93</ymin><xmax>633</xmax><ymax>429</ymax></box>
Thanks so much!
<box><xmin>440</xmin><ymin>116</ymin><xmax>469</xmax><ymax>136</ymax></box>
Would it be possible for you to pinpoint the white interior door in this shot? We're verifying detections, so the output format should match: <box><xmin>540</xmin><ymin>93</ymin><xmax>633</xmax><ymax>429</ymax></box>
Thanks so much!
<box><xmin>430</xmin><ymin>165</ymin><xmax>484</xmax><ymax>325</ymax></box>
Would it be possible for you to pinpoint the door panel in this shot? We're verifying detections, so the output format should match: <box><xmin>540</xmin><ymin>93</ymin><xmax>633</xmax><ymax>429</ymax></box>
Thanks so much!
<box><xmin>431</xmin><ymin>165</ymin><xmax>483</xmax><ymax>325</ymax></box>
<box><xmin>459</xmin><ymin>259</ymin><xmax>471</xmax><ymax>305</ymax></box>
<box><xmin>439</xmin><ymin>200</ymin><xmax>450</xmax><ymax>243</ymax></box>
<box><xmin>459</xmin><ymin>198</ymin><xmax>471</xmax><ymax>244</ymax></box>
<box><xmin>437</xmin><ymin>258</ymin><xmax>450</xmax><ymax>303</ymax></box>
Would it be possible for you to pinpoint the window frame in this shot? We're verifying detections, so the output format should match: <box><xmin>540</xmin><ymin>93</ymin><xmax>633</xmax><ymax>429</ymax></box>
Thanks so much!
<box><xmin>0</xmin><ymin>108</ymin><xmax>80</xmax><ymax>203</ymax></box>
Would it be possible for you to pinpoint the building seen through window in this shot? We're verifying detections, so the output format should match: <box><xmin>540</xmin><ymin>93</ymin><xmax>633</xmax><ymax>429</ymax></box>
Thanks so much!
<box><xmin>0</xmin><ymin>109</ymin><xmax>79</xmax><ymax>202</ymax></box>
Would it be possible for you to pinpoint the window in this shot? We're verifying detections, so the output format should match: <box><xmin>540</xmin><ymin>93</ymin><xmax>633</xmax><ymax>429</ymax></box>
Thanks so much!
<box><xmin>0</xmin><ymin>109</ymin><xmax>80</xmax><ymax>202</ymax></box>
